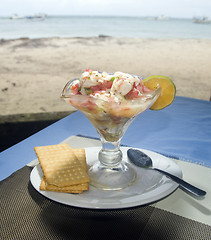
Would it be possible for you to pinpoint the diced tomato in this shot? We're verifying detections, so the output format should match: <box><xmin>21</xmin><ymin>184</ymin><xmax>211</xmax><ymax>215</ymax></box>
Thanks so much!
<box><xmin>136</xmin><ymin>84</ymin><xmax>143</xmax><ymax>91</ymax></box>
<box><xmin>125</xmin><ymin>88</ymin><xmax>140</xmax><ymax>99</ymax></box>
<box><xmin>71</xmin><ymin>83</ymin><xmax>80</xmax><ymax>94</ymax></box>
<box><xmin>85</xmin><ymin>68</ymin><xmax>92</xmax><ymax>73</ymax></box>
<box><xmin>136</xmin><ymin>82</ymin><xmax>152</xmax><ymax>93</ymax></box>
<box><xmin>102</xmin><ymin>80</ymin><xmax>113</xmax><ymax>89</ymax></box>
<box><xmin>89</xmin><ymin>81</ymin><xmax>113</xmax><ymax>94</ymax></box>
<box><xmin>90</xmin><ymin>85</ymin><xmax>103</xmax><ymax>92</ymax></box>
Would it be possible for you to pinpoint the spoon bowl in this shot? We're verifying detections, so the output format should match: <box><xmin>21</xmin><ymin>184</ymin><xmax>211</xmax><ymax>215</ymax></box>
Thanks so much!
<box><xmin>127</xmin><ymin>149</ymin><xmax>206</xmax><ymax>197</ymax></box>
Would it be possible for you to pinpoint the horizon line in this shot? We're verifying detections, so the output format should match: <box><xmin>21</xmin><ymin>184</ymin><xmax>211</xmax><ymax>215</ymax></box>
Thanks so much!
<box><xmin>0</xmin><ymin>14</ymin><xmax>203</xmax><ymax>20</ymax></box>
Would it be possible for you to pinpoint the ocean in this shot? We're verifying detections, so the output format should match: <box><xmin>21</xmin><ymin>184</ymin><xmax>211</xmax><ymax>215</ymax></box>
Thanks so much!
<box><xmin>0</xmin><ymin>15</ymin><xmax>211</xmax><ymax>39</ymax></box>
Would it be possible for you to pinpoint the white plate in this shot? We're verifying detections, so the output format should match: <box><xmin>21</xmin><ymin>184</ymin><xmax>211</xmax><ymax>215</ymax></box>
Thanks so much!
<box><xmin>30</xmin><ymin>147</ymin><xmax>182</xmax><ymax>209</ymax></box>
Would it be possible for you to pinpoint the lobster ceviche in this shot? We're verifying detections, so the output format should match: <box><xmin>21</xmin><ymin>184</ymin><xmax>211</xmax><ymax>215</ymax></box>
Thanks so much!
<box><xmin>63</xmin><ymin>69</ymin><xmax>161</xmax><ymax>119</ymax></box>
<box><xmin>70</xmin><ymin>69</ymin><xmax>154</xmax><ymax>102</ymax></box>
<box><xmin>62</xmin><ymin>69</ymin><xmax>161</xmax><ymax>141</ymax></box>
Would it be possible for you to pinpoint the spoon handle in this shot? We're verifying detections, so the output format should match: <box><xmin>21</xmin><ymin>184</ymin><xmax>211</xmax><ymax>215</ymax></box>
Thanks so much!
<box><xmin>154</xmin><ymin>168</ymin><xmax>206</xmax><ymax>197</ymax></box>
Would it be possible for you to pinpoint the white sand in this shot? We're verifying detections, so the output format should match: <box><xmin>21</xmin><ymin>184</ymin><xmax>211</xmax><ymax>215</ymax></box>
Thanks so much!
<box><xmin>1</xmin><ymin>37</ymin><xmax>211</xmax><ymax>119</ymax></box>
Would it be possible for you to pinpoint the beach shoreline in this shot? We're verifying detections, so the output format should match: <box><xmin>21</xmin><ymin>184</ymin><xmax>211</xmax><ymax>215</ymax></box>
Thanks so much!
<box><xmin>1</xmin><ymin>36</ymin><xmax>211</xmax><ymax>121</ymax></box>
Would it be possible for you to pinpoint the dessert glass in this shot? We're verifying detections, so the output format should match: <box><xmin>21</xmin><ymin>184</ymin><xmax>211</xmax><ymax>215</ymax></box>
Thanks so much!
<box><xmin>61</xmin><ymin>79</ymin><xmax>161</xmax><ymax>190</ymax></box>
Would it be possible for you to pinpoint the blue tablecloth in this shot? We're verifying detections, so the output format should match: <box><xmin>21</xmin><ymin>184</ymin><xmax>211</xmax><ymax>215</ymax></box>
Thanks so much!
<box><xmin>0</xmin><ymin>96</ymin><xmax>211</xmax><ymax>181</ymax></box>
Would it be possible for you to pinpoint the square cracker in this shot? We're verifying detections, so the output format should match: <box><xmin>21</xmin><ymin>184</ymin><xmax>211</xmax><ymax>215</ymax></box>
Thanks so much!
<box><xmin>71</xmin><ymin>148</ymin><xmax>87</xmax><ymax>171</ymax></box>
<box><xmin>34</xmin><ymin>144</ymin><xmax>90</xmax><ymax>187</ymax></box>
<box><xmin>39</xmin><ymin>147</ymin><xmax>89</xmax><ymax>193</ymax></box>
<box><xmin>40</xmin><ymin>176</ymin><xmax>89</xmax><ymax>193</ymax></box>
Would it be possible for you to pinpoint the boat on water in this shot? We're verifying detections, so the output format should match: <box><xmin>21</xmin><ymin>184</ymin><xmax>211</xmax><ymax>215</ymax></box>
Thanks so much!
<box><xmin>192</xmin><ymin>16</ymin><xmax>211</xmax><ymax>24</ymax></box>
<box><xmin>9</xmin><ymin>13</ymin><xmax>46</xmax><ymax>21</ymax></box>
<box><xmin>9</xmin><ymin>14</ymin><xmax>24</xmax><ymax>20</ymax></box>
<box><xmin>146</xmin><ymin>15</ymin><xmax>169</xmax><ymax>21</ymax></box>
<box><xmin>25</xmin><ymin>14</ymin><xmax>46</xmax><ymax>21</ymax></box>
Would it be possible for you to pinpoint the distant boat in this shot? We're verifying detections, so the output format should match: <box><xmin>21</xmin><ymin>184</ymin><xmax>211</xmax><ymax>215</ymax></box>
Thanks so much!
<box><xmin>146</xmin><ymin>15</ymin><xmax>169</xmax><ymax>21</ymax></box>
<box><xmin>9</xmin><ymin>14</ymin><xmax>23</xmax><ymax>20</ymax></box>
<box><xmin>156</xmin><ymin>15</ymin><xmax>169</xmax><ymax>21</ymax></box>
<box><xmin>25</xmin><ymin>13</ymin><xmax>46</xmax><ymax>21</ymax></box>
<box><xmin>192</xmin><ymin>16</ymin><xmax>211</xmax><ymax>24</ymax></box>
<box><xmin>9</xmin><ymin>13</ymin><xmax>46</xmax><ymax>21</ymax></box>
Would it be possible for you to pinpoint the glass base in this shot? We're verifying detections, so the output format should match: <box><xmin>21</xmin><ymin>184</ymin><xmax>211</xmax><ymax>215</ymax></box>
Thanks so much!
<box><xmin>88</xmin><ymin>161</ymin><xmax>137</xmax><ymax>190</ymax></box>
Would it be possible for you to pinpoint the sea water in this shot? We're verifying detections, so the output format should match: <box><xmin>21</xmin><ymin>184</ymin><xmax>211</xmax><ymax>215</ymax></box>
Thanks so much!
<box><xmin>0</xmin><ymin>15</ymin><xmax>211</xmax><ymax>39</ymax></box>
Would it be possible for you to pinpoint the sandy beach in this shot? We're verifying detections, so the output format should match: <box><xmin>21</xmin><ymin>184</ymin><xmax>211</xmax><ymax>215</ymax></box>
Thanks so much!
<box><xmin>1</xmin><ymin>37</ymin><xmax>211</xmax><ymax>121</ymax></box>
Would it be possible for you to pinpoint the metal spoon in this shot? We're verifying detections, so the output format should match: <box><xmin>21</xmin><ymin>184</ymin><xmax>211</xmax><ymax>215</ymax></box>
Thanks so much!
<box><xmin>127</xmin><ymin>149</ymin><xmax>206</xmax><ymax>197</ymax></box>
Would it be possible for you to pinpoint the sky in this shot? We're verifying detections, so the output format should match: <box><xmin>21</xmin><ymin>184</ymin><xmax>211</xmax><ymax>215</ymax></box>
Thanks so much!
<box><xmin>1</xmin><ymin>0</ymin><xmax>211</xmax><ymax>18</ymax></box>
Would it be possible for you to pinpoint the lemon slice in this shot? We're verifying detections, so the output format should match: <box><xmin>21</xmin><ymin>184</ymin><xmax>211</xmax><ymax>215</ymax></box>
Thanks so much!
<box><xmin>143</xmin><ymin>75</ymin><xmax>176</xmax><ymax>110</ymax></box>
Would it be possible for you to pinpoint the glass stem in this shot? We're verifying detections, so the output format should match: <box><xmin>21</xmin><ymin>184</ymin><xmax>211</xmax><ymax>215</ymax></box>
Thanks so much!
<box><xmin>98</xmin><ymin>139</ymin><xmax>123</xmax><ymax>167</ymax></box>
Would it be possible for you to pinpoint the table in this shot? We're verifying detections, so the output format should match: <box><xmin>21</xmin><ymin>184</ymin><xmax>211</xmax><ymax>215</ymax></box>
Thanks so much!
<box><xmin>1</xmin><ymin>96</ymin><xmax>211</xmax><ymax>239</ymax></box>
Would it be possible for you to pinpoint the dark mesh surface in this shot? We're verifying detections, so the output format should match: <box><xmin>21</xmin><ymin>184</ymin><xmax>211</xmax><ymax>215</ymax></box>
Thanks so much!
<box><xmin>1</xmin><ymin>166</ymin><xmax>211</xmax><ymax>240</ymax></box>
